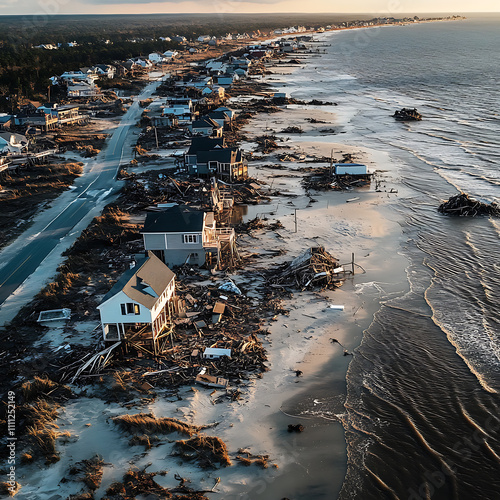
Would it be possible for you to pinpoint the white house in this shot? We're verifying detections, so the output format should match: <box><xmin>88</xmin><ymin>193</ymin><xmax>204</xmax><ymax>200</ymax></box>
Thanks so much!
<box><xmin>162</xmin><ymin>103</ymin><xmax>193</xmax><ymax>123</ymax></box>
<box><xmin>60</xmin><ymin>71</ymin><xmax>98</xmax><ymax>83</ymax></box>
<box><xmin>148</xmin><ymin>52</ymin><xmax>165</xmax><ymax>64</ymax></box>
<box><xmin>93</xmin><ymin>64</ymin><xmax>116</xmax><ymax>79</ymax></box>
<box><xmin>67</xmin><ymin>81</ymin><xmax>100</xmax><ymax>98</ymax></box>
<box><xmin>163</xmin><ymin>50</ymin><xmax>178</xmax><ymax>59</ymax></box>
<box><xmin>97</xmin><ymin>252</ymin><xmax>178</xmax><ymax>353</ymax></box>
<box><xmin>0</xmin><ymin>132</ymin><xmax>28</xmax><ymax>153</ymax></box>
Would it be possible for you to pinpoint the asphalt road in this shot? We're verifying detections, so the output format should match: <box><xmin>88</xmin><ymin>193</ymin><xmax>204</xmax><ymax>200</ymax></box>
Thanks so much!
<box><xmin>0</xmin><ymin>78</ymin><xmax>163</xmax><ymax>307</ymax></box>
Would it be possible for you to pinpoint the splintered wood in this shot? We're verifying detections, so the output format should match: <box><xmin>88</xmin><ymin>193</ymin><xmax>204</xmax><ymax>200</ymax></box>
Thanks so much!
<box><xmin>267</xmin><ymin>246</ymin><xmax>345</xmax><ymax>290</ymax></box>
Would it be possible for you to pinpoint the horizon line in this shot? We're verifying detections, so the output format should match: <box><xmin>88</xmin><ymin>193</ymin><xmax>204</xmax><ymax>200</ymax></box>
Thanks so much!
<box><xmin>1</xmin><ymin>11</ymin><xmax>498</xmax><ymax>17</ymax></box>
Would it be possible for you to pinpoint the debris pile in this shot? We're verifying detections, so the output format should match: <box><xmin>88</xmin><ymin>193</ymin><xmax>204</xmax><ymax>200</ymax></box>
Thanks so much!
<box><xmin>438</xmin><ymin>193</ymin><xmax>500</xmax><ymax>217</ymax></box>
<box><xmin>302</xmin><ymin>166</ymin><xmax>370</xmax><ymax>191</ymax></box>
<box><xmin>105</xmin><ymin>467</ymin><xmax>210</xmax><ymax>499</ymax></box>
<box><xmin>393</xmin><ymin>108</ymin><xmax>422</xmax><ymax>121</ymax></box>
<box><xmin>267</xmin><ymin>247</ymin><xmax>344</xmax><ymax>290</ymax></box>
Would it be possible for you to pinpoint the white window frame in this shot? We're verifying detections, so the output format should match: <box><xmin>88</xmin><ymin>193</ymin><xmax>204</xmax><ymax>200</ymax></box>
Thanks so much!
<box><xmin>183</xmin><ymin>233</ymin><xmax>199</xmax><ymax>244</ymax></box>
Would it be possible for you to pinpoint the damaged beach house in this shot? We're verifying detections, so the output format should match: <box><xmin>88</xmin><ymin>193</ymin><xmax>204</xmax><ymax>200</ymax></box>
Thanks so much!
<box><xmin>97</xmin><ymin>251</ymin><xmax>182</xmax><ymax>355</ymax></box>
<box><xmin>183</xmin><ymin>136</ymin><xmax>248</xmax><ymax>181</ymax></box>
<box><xmin>141</xmin><ymin>204</ymin><xmax>239</xmax><ymax>269</ymax></box>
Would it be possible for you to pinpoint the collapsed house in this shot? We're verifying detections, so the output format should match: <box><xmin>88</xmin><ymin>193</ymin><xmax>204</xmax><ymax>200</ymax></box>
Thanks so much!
<box><xmin>141</xmin><ymin>205</ymin><xmax>239</xmax><ymax>269</ymax></box>
<box><xmin>97</xmin><ymin>252</ymin><xmax>182</xmax><ymax>355</ymax></box>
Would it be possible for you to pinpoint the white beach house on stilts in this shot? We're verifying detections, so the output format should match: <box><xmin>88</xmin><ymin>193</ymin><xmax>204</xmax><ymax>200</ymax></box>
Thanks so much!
<box><xmin>97</xmin><ymin>251</ymin><xmax>180</xmax><ymax>355</ymax></box>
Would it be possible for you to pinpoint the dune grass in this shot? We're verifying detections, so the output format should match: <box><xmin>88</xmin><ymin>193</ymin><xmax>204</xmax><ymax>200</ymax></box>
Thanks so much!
<box><xmin>112</xmin><ymin>412</ymin><xmax>200</xmax><ymax>437</ymax></box>
<box><xmin>175</xmin><ymin>435</ymin><xmax>232</xmax><ymax>468</ymax></box>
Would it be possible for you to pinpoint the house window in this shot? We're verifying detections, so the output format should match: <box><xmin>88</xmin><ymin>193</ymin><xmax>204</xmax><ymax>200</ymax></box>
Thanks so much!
<box><xmin>183</xmin><ymin>234</ymin><xmax>199</xmax><ymax>244</ymax></box>
<box><xmin>121</xmin><ymin>303</ymin><xmax>140</xmax><ymax>315</ymax></box>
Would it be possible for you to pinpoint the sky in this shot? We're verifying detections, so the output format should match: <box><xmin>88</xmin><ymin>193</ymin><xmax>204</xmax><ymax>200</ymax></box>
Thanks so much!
<box><xmin>0</xmin><ymin>0</ymin><xmax>499</xmax><ymax>15</ymax></box>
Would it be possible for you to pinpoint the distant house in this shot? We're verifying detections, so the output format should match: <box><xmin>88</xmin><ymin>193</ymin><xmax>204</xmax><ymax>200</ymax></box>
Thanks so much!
<box><xmin>0</xmin><ymin>132</ymin><xmax>28</xmax><ymax>153</ymax></box>
<box><xmin>151</xmin><ymin>113</ymin><xmax>178</xmax><ymax>128</ymax></box>
<box><xmin>148</xmin><ymin>52</ymin><xmax>165</xmax><ymax>64</ymax></box>
<box><xmin>214</xmin><ymin>106</ymin><xmax>236</xmax><ymax>120</ymax></box>
<box><xmin>162</xmin><ymin>103</ymin><xmax>193</xmax><ymax>123</ymax></box>
<box><xmin>97</xmin><ymin>252</ymin><xmax>179</xmax><ymax>353</ymax></box>
<box><xmin>197</xmin><ymin>35</ymin><xmax>211</xmax><ymax>43</ymax></box>
<box><xmin>215</xmin><ymin>74</ymin><xmax>238</xmax><ymax>87</ymax></box>
<box><xmin>205</xmin><ymin>61</ymin><xmax>227</xmax><ymax>74</ymax></box>
<box><xmin>0</xmin><ymin>114</ymin><xmax>12</xmax><ymax>130</ymax></box>
<box><xmin>67</xmin><ymin>81</ymin><xmax>100</xmax><ymax>98</ymax></box>
<box><xmin>141</xmin><ymin>205</ymin><xmax>236</xmax><ymax>269</ymax></box>
<box><xmin>133</xmin><ymin>58</ymin><xmax>152</xmax><ymax>68</ymax></box>
<box><xmin>60</xmin><ymin>70</ymin><xmax>97</xmax><ymax>83</ymax></box>
<box><xmin>189</xmin><ymin>116</ymin><xmax>223</xmax><ymax>137</ymax></box>
<box><xmin>93</xmin><ymin>64</ymin><xmax>116</xmax><ymax>79</ymax></box>
<box><xmin>38</xmin><ymin>104</ymin><xmax>87</xmax><ymax>126</ymax></box>
<box><xmin>207</xmin><ymin>110</ymin><xmax>231</xmax><ymax>129</ymax></box>
<box><xmin>163</xmin><ymin>50</ymin><xmax>178</xmax><ymax>59</ymax></box>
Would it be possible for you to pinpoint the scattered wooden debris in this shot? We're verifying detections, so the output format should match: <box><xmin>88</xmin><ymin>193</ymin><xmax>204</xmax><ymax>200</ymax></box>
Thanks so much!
<box><xmin>267</xmin><ymin>247</ymin><xmax>345</xmax><ymax>290</ymax></box>
<box><xmin>105</xmin><ymin>467</ymin><xmax>210</xmax><ymax>499</ymax></box>
<box><xmin>438</xmin><ymin>193</ymin><xmax>500</xmax><ymax>217</ymax></box>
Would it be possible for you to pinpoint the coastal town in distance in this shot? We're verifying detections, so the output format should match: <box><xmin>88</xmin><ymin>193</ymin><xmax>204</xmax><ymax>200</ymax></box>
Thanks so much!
<box><xmin>1</xmin><ymin>10</ymin><xmax>499</xmax><ymax>500</ymax></box>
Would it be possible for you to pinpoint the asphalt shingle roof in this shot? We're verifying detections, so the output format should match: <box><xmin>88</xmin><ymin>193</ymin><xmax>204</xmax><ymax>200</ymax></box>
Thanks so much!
<box><xmin>142</xmin><ymin>205</ymin><xmax>204</xmax><ymax>233</ymax></box>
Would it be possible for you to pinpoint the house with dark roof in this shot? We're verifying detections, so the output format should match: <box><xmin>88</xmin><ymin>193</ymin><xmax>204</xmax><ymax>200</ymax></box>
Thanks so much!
<box><xmin>206</xmin><ymin>110</ymin><xmax>231</xmax><ymax>128</ymax></box>
<box><xmin>189</xmin><ymin>116</ymin><xmax>223</xmax><ymax>137</ymax></box>
<box><xmin>97</xmin><ymin>252</ymin><xmax>179</xmax><ymax>353</ymax></box>
<box><xmin>183</xmin><ymin>136</ymin><xmax>247</xmax><ymax>181</ymax></box>
<box><xmin>141</xmin><ymin>205</ymin><xmax>236</xmax><ymax>269</ymax></box>
<box><xmin>196</xmin><ymin>147</ymin><xmax>247</xmax><ymax>182</ymax></box>
<box><xmin>184</xmin><ymin>136</ymin><xmax>224</xmax><ymax>174</ymax></box>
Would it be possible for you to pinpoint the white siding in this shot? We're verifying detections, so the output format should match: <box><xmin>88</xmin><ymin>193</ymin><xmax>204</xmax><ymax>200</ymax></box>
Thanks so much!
<box><xmin>98</xmin><ymin>290</ymin><xmax>152</xmax><ymax>325</ymax></box>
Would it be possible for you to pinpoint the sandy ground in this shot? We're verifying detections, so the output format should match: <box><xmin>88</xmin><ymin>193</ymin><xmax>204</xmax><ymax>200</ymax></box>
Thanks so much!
<box><xmin>11</xmin><ymin>52</ymin><xmax>412</xmax><ymax>499</ymax></box>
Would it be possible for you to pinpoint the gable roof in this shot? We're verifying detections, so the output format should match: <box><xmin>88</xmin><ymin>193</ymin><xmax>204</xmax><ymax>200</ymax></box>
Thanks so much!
<box><xmin>191</xmin><ymin>116</ymin><xmax>221</xmax><ymax>129</ymax></box>
<box><xmin>100</xmin><ymin>252</ymin><xmax>175</xmax><ymax>310</ymax></box>
<box><xmin>187</xmin><ymin>136</ymin><xmax>225</xmax><ymax>155</ymax></box>
<box><xmin>207</xmin><ymin>111</ymin><xmax>230</xmax><ymax>120</ymax></box>
<box><xmin>142</xmin><ymin>205</ymin><xmax>204</xmax><ymax>234</ymax></box>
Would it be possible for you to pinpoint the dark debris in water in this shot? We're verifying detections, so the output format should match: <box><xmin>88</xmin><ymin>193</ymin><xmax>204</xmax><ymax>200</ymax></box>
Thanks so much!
<box><xmin>438</xmin><ymin>193</ymin><xmax>500</xmax><ymax>217</ymax></box>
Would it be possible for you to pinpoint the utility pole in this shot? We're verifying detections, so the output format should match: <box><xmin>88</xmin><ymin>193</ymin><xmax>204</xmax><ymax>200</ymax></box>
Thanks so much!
<box><xmin>294</xmin><ymin>208</ymin><xmax>297</xmax><ymax>233</ymax></box>
<box><xmin>154</xmin><ymin>126</ymin><xmax>159</xmax><ymax>149</ymax></box>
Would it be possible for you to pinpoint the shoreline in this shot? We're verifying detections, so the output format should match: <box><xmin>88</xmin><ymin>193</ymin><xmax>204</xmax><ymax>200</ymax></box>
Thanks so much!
<box><xmin>7</xmin><ymin>28</ymin><xmax>414</xmax><ymax>500</ymax></box>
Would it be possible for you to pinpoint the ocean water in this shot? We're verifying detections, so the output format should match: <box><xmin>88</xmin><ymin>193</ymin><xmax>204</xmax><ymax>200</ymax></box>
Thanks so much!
<box><xmin>280</xmin><ymin>16</ymin><xmax>500</xmax><ymax>499</ymax></box>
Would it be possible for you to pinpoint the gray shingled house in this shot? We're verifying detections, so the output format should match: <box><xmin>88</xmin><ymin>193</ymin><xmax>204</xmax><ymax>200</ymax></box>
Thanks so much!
<box><xmin>141</xmin><ymin>205</ymin><xmax>237</xmax><ymax>269</ymax></box>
